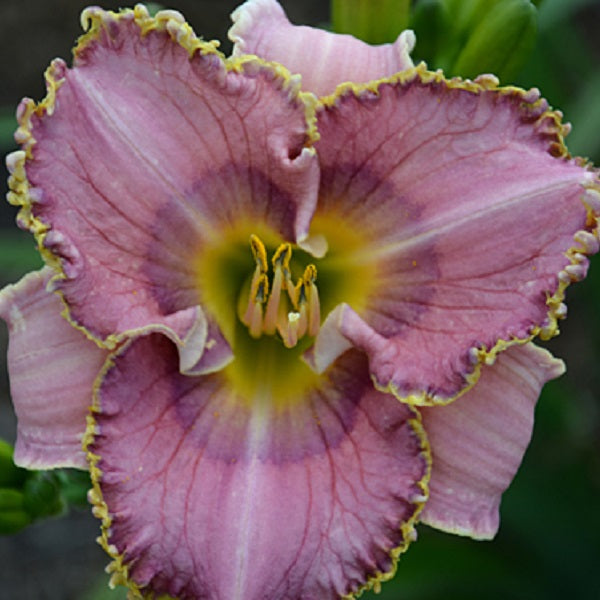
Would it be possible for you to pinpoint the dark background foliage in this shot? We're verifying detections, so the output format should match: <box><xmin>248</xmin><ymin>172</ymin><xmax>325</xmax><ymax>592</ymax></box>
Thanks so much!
<box><xmin>0</xmin><ymin>1</ymin><xmax>599</xmax><ymax>598</ymax></box>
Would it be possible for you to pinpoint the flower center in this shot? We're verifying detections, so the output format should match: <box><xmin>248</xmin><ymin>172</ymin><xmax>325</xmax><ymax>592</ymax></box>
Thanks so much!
<box><xmin>191</xmin><ymin>212</ymin><xmax>378</xmax><ymax>405</ymax></box>
<box><xmin>239</xmin><ymin>235</ymin><xmax>321</xmax><ymax>348</ymax></box>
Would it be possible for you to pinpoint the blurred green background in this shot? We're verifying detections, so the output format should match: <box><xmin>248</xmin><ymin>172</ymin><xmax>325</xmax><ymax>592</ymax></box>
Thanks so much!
<box><xmin>0</xmin><ymin>0</ymin><xmax>598</xmax><ymax>598</ymax></box>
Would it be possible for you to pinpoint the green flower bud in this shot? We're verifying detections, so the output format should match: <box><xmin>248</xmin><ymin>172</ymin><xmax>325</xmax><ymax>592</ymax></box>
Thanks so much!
<box><xmin>331</xmin><ymin>0</ymin><xmax>411</xmax><ymax>44</ymax></box>
<box><xmin>23</xmin><ymin>473</ymin><xmax>65</xmax><ymax>520</ymax></box>
<box><xmin>410</xmin><ymin>0</ymin><xmax>451</xmax><ymax>65</ymax></box>
<box><xmin>443</xmin><ymin>0</ymin><xmax>507</xmax><ymax>35</ymax></box>
<box><xmin>0</xmin><ymin>488</ymin><xmax>32</xmax><ymax>534</ymax></box>
<box><xmin>450</xmin><ymin>0</ymin><xmax>537</xmax><ymax>80</ymax></box>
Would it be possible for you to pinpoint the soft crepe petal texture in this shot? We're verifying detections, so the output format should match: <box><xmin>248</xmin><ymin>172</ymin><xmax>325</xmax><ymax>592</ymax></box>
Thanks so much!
<box><xmin>229</xmin><ymin>0</ymin><xmax>416</xmax><ymax>97</ymax></box>
<box><xmin>10</xmin><ymin>5</ymin><xmax>319</xmax><ymax>346</ymax></box>
<box><xmin>420</xmin><ymin>342</ymin><xmax>564</xmax><ymax>539</ymax></box>
<box><xmin>0</xmin><ymin>268</ymin><xmax>107</xmax><ymax>469</ymax></box>
<box><xmin>87</xmin><ymin>333</ymin><xmax>430</xmax><ymax>600</ymax></box>
<box><xmin>311</xmin><ymin>67</ymin><xmax>599</xmax><ymax>403</ymax></box>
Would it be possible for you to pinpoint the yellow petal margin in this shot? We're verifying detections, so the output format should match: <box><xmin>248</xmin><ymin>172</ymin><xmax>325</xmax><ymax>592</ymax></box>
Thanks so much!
<box><xmin>316</xmin><ymin>63</ymin><xmax>600</xmax><ymax>408</ymax></box>
<box><xmin>5</xmin><ymin>3</ymin><xmax>319</xmax><ymax>353</ymax></box>
<box><xmin>83</xmin><ymin>335</ymin><xmax>431</xmax><ymax>599</ymax></box>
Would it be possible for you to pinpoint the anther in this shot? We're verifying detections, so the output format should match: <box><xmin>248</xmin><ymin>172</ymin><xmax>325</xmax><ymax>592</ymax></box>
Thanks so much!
<box><xmin>272</xmin><ymin>243</ymin><xmax>292</xmax><ymax>270</ymax></box>
<box><xmin>303</xmin><ymin>264</ymin><xmax>317</xmax><ymax>284</ymax></box>
<box><xmin>249</xmin><ymin>234</ymin><xmax>268</xmax><ymax>273</ymax></box>
<box><xmin>253</xmin><ymin>273</ymin><xmax>269</xmax><ymax>303</ymax></box>
<box><xmin>240</xmin><ymin>235</ymin><xmax>322</xmax><ymax>346</ymax></box>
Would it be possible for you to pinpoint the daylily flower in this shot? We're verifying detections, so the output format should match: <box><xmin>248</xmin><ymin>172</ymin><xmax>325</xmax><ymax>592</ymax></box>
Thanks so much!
<box><xmin>1</xmin><ymin>1</ymin><xmax>599</xmax><ymax>598</ymax></box>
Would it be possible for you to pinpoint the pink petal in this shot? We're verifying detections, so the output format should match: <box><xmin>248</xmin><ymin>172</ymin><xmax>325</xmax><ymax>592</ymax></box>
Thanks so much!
<box><xmin>0</xmin><ymin>268</ymin><xmax>107</xmax><ymax>469</ymax></box>
<box><xmin>13</xmin><ymin>6</ymin><xmax>319</xmax><ymax>343</ymax></box>
<box><xmin>312</xmin><ymin>68</ymin><xmax>599</xmax><ymax>403</ymax></box>
<box><xmin>229</xmin><ymin>0</ymin><xmax>416</xmax><ymax>97</ymax></box>
<box><xmin>419</xmin><ymin>343</ymin><xmax>565</xmax><ymax>539</ymax></box>
<box><xmin>88</xmin><ymin>335</ymin><xmax>429</xmax><ymax>599</ymax></box>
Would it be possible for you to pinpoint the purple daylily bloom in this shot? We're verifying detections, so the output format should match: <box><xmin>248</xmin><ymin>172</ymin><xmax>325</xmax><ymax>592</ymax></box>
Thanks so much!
<box><xmin>1</xmin><ymin>2</ymin><xmax>598</xmax><ymax>598</ymax></box>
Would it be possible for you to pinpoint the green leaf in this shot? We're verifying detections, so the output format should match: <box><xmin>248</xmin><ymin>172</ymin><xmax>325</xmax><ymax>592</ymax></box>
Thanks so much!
<box><xmin>0</xmin><ymin>440</ymin><xmax>28</xmax><ymax>488</ymax></box>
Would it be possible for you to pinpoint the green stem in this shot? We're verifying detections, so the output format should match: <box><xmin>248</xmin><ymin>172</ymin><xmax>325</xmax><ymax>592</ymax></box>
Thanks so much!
<box><xmin>331</xmin><ymin>0</ymin><xmax>411</xmax><ymax>44</ymax></box>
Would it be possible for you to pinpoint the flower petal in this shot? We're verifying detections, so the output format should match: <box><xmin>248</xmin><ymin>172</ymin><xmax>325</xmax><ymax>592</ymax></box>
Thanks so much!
<box><xmin>312</xmin><ymin>67</ymin><xmax>599</xmax><ymax>403</ymax></box>
<box><xmin>229</xmin><ymin>0</ymin><xmax>416</xmax><ymax>97</ymax></box>
<box><xmin>87</xmin><ymin>334</ymin><xmax>430</xmax><ymax>599</ymax></box>
<box><xmin>0</xmin><ymin>268</ymin><xmax>107</xmax><ymax>469</ymax></box>
<box><xmin>11</xmin><ymin>6</ymin><xmax>319</xmax><ymax>345</ymax></box>
<box><xmin>419</xmin><ymin>343</ymin><xmax>565</xmax><ymax>539</ymax></box>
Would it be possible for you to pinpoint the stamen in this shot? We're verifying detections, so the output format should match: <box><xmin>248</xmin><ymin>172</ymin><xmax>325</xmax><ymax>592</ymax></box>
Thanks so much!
<box><xmin>303</xmin><ymin>265</ymin><xmax>320</xmax><ymax>337</ymax></box>
<box><xmin>240</xmin><ymin>235</ymin><xmax>322</xmax><ymax>346</ymax></box>
<box><xmin>241</xmin><ymin>235</ymin><xmax>269</xmax><ymax>337</ymax></box>
<box><xmin>264</xmin><ymin>243</ymin><xmax>292</xmax><ymax>334</ymax></box>
<box><xmin>243</xmin><ymin>272</ymin><xmax>269</xmax><ymax>337</ymax></box>
<box><xmin>295</xmin><ymin>300</ymin><xmax>308</xmax><ymax>339</ymax></box>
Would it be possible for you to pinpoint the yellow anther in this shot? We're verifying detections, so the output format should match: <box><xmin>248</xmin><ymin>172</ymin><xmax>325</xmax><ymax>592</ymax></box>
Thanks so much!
<box><xmin>249</xmin><ymin>234</ymin><xmax>268</xmax><ymax>273</ymax></box>
<box><xmin>272</xmin><ymin>243</ymin><xmax>292</xmax><ymax>270</ymax></box>
<box><xmin>252</xmin><ymin>273</ymin><xmax>269</xmax><ymax>303</ymax></box>
<box><xmin>303</xmin><ymin>264</ymin><xmax>317</xmax><ymax>284</ymax></box>
<box><xmin>291</xmin><ymin>264</ymin><xmax>317</xmax><ymax>309</ymax></box>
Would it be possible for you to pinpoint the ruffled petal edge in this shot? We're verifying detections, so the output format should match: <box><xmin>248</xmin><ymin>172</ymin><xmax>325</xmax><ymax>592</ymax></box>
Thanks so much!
<box><xmin>6</xmin><ymin>3</ymin><xmax>320</xmax><ymax>351</ymax></box>
<box><xmin>229</xmin><ymin>0</ymin><xmax>416</xmax><ymax>98</ymax></box>
<box><xmin>83</xmin><ymin>332</ymin><xmax>432</xmax><ymax>599</ymax></box>
<box><xmin>310</xmin><ymin>64</ymin><xmax>599</xmax><ymax>406</ymax></box>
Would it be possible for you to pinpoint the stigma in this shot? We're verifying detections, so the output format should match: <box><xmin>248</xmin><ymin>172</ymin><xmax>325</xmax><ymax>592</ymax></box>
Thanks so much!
<box><xmin>240</xmin><ymin>234</ymin><xmax>320</xmax><ymax>348</ymax></box>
